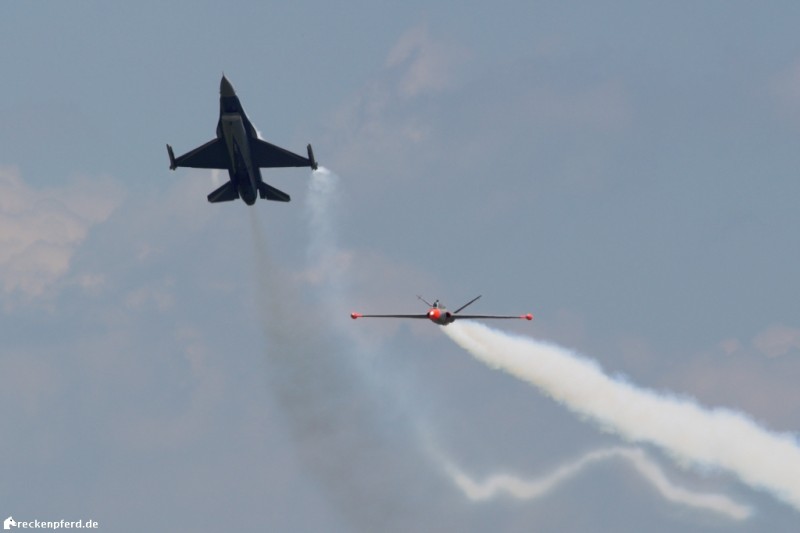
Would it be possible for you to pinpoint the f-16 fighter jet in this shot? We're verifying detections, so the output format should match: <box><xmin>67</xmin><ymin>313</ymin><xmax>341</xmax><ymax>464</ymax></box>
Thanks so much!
<box><xmin>351</xmin><ymin>295</ymin><xmax>533</xmax><ymax>326</ymax></box>
<box><xmin>167</xmin><ymin>75</ymin><xmax>317</xmax><ymax>205</ymax></box>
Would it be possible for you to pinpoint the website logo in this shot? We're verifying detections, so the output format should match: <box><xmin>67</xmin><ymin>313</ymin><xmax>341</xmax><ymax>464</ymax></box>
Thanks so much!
<box><xmin>2</xmin><ymin>516</ymin><xmax>98</xmax><ymax>530</ymax></box>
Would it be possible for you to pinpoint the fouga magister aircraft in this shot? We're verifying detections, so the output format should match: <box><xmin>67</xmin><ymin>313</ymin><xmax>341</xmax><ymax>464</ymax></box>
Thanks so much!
<box><xmin>167</xmin><ymin>75</ymin><xmax>317</xmax><ymax>205</ymax></box>
<box><xmin>351</xmin><ymin>295</ymin><xmax>533</xmax><ymax>326</ymax></box>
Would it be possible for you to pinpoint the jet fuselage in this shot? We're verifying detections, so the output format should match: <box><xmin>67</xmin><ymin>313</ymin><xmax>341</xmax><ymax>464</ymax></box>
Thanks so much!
<box><xmin>218</xmin><ymin>79</ymin><xmax>261</xmax><ymax>205</ymax></box>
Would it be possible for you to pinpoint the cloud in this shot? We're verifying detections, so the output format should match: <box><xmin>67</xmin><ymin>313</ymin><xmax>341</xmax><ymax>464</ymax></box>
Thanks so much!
<box><xmin>719</xmin><ymin>338</ymin><xmax>742</xmax><ymax>356</ymax></box>
<box><xmin>0</xmin><ymin>166</ymin><xmax>121</xmax><ymax>301</ymax></box>
<box><xmin>124</xmin><ymin>278</ymin><xmax>175</xmax><ymax>312</ymax></box>
<box><xmin>323</xmin><ymin>23</ymin><xmax>632</xmax><ymax>207</ymax></box>
<box><xmin>662</xmin><ymin>332</ymin><xmax>800</xmax><ymax>431</ymax></box>
<box><xmin>753</xmin><ymin>324</ymin><xmax>800</xmax><ymax>358</ymax></box>
<box><xmin>386</xmin><ymin>23</ymin><xmax>467</xmax><ymax>98</ymax></box>
<box><xmin>324</xmin><ymin>23</ymin><xmax>468</xmax><ymax>176</ymax></box>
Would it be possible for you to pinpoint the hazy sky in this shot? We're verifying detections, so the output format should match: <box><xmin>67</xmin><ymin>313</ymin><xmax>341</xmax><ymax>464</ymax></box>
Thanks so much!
<box><xmin>2</xmin><ymin>1</ymin><xmax>800</xmax><ymax>531</ymax></box>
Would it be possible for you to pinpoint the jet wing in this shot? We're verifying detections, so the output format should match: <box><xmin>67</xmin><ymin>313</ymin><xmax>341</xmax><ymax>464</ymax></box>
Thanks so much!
<box><xmin>251</xmin><ymin>138</ymin><xmax>314</xmax><ymax>168</ymax></box>
<box><xmin>169</xmin><ymin>139</ymin><xmax>229</xmax><ymax>169</ymax></box>
<box><xmin>452</xmin><ymin>314</ymin><xmax>533</xmax><ymax>321</ymax></box>
<box><xmin>351</xmin><ymin>313</ymin><xmax>428</xmax><ymax>319</ymax></box>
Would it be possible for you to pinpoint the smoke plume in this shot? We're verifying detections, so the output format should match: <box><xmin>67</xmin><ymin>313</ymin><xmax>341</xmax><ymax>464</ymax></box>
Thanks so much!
<box><xmin>443</xmin><ymin>320</ymin><xmax>800</xmax><ymax>511</ymax></box>
<box><xmin>442</xmin><ymin>446</ymin><xmax>752</xmax><ymax>520</ymax></box>
<box><xmin>248</xmin><ymin>169</ymin><xmax>454</xmax><ymax>532</ymax></box>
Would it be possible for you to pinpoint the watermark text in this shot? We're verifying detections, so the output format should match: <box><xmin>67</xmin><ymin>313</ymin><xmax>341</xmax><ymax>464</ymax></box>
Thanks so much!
<box><xmin>4</xmin><ymin>517</ymin><xmax>98</xmax><ymax>530</ymax></box>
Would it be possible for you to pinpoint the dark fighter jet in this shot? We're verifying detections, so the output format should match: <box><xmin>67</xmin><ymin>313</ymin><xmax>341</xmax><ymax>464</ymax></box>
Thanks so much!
<box><xmin>351</xmin><ymin>295</ymin><xmax>533</xmax><ymax>326</ymax></box>
<box><xmin>167</xmin><ymin>75</ymin><xmax>318</xmax><ymax>205</ymax></box>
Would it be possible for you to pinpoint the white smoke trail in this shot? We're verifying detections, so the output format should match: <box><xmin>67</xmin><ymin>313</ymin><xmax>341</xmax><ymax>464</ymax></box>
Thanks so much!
<box><xmin>248</xmin><ymin>167</ymin><xmax>459</xmax><ymax>531</ymax></box>
<box><xmin>305</xmin><ymin>166</ymin><xmax>343</xmax><ymax>292</ymax></box>
<box><xmin>443</xmin><ymin>321</ymin><xmax>800</xmax><ymax>511</ymax></box>
<box><xmin>304</xmin><ymin>167</ymin><xmax>373</xmax><ymax>361</ymax></box>
<box><xmin>442</xmin><ymin>446</ymin><xmax>752</xmax><ymax>521</ymax></box>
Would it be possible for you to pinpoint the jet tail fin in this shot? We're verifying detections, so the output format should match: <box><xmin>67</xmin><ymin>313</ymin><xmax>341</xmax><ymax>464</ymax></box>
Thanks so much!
<box><xmin>258</xmin><ymin>182</ymin><xmax>291</xmax><ymax>202</ymax></box>
<box><xmin>207</xmin><ymin>181</ymin><xmax>240</xmax><ymax>203</ymax></box>
<box><xmin>454</xmin><ymin>295</ymin><xmax>482</xmax><ymax>314</ymax></box>
<box><xmin>417</xmin><ymin>295</ymin><xmax>434</xmax><ymax>307</ymax></box>
<box><xmin>167</xmin><ymin>144</ymin><xmax>177</xmax><ymax>170</ymax></box>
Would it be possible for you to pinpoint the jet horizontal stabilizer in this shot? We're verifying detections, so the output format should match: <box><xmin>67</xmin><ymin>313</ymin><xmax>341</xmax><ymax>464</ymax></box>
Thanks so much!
<box><xmin>258</xmin><ymin>181</ymin><xmax>290</xmax><ymax>202</ymax></box>
<box><xmin>207</xmin><ymin>181</ymin><xmax>240</xmax><ymax>203</ymax></box>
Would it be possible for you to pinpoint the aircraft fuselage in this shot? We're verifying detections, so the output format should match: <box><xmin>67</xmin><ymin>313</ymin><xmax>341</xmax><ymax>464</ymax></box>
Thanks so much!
<box><xmin>426</xmin><ymin>304</ymin><xmax>455</xmax><ymax>325</ymax></box>
<box><xmin>217</xmin><ymin>81</ymin><xmax>260</xmax><ymax>205</ymax></box>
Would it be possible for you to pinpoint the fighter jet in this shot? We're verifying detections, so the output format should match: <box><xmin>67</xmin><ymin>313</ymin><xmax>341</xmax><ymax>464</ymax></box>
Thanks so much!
<box><xmin>351</xmin><ymin>295</ymin><xmax>533</xmax><ymax>326</ymax></box>
<box><xmin>167</xmin><ymin>75</ymin><xmax>318</xmax><ymax>205</ymax></box>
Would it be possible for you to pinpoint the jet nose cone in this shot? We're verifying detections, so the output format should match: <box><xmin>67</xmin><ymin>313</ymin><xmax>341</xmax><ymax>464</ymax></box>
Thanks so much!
<box><xmin>220</xmin><ymin>75</ymin><xmax>236</xmax><ymax>97</ymax></box>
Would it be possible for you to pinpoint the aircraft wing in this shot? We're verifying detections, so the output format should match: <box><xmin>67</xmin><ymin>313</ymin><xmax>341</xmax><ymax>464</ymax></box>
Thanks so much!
<box><xmin>168</xmin><ymin>139</ymin><xmax>229</xmax><ymax>169</ymax></box>
<box><xmin>251</xmin><ymin>139</ymin><xmax>315</xmax><ymax>168</ymax></box>
<box><xmin>453</xmin><ymin>314</ymin><xmax>533</xmax><ymax>321</ymax></box>
<box><xmin>351</xmin><ymin>313</ymin><xmax>428</xmax><ymax>319</ymax></box>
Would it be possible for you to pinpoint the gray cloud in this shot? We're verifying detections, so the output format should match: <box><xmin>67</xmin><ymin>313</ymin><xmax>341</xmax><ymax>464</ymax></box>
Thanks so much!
<box><xmin>386</xmin><ymin>23</ymin><xmax>468</xmax><ymax>98</ymax></box>
<box><xmin>0</xmin><ymin>167</ymin><xmax>121</xmax><ymax>301</ymax></box>
<box><xmin>753</xmin><ymin>325</ymin><xmax>800</xmax><ymax>358</ymax></box>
